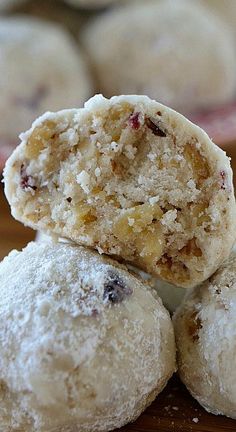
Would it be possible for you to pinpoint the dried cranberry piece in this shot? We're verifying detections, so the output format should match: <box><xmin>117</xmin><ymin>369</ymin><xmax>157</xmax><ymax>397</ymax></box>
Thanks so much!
<box><xmin>145</xmin><ymin>117</ymin><xmax>166</xmax><ymax>137</ymax></box>
<box><xmin>128</xmin><ymin>112</ymin><xmax>141</xmax><ymax>130</ymax></box>
<box><xmin>103</xmin><ymin>272</ymin><xmax>133</xmax><ymax>304</ymax></box>
<box><xmin>20</xmin><ymin>164</ymin><xmax>37</xmax><ymax>191</ymax></box>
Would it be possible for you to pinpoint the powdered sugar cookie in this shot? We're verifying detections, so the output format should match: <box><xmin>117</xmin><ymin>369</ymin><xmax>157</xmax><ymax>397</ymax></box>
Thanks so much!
<box><xmin>83</xmin><ymin>0</ymin><xmax>236</xmax><ymax>113</ymax></box>
<box><xmin>65</xmin><ymin>0</ymin><xmax>118</xmax><ymax>8</ymax></box>
<box><xmin>0</xmin><ymin>241</ymin><xmax>175</xmax><ymax>431</ymax></box>
<box><xmin>0</xmin><ymin>0</ymin><xmax>24</xmax><ymax>10</ymax></box>
<box><xmin>174</xmin><ymin>252</ymin><xmax>236</xmax><ymax>418</ymax></box>
<box><xmin>0</xmin><ymin>16</ymin><xmax>92</xmax><ymax>157</ymax></box>
<box><xmin>203</xmin><ymin>0</ymin><xmax>236</xmax><ymax>38</ymax></box>
<box><xmin>4</xmin><ymin>94</ymin><xmax>236</xmax><ymax>288</ymax></box>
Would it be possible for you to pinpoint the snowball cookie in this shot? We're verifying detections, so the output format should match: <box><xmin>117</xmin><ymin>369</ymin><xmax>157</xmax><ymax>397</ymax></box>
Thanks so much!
<box><xmin>0</xmin><ymin>0</ymin><xmax>24</xmax><ymax>11</ymax></box>
<box><xmin>0</xmin><ymin>16</ymin><xmax>92</xmax><ymax>154</ymax></box>
<box><xmin>65</xmin><ymin>0</ymin><xmax>118</xmax><ymax>9</ymax></box>
<box><xmin>83</xmin><ymin>0</ymin><xmax>236</xmax><ymax>113</ymax></box>
<box><xmin>4</xmin><ymin>94</ymin><xmax>236</xmax><ymax>288</ymax></box>
<box><xmin>0</xmin><ymin>241</ymin><xmax>176</xmax><ymax>431</ymax></box>
<box><xmin>202</xmin><ymin>0</ymin><xmax>236</xmax><ymax>37</ymax></box>
<box><xmin>174</xmin><ymin>252</ymin><xmax>236</xmax><ymax>419</ymax></box>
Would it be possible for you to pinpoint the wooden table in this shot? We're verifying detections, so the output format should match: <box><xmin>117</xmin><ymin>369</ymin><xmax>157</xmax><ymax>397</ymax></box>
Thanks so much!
<box><xmin>0</xmin><ymin>183</ymin><xmax>34</xmax><ymax>260</ymax></box>
<box><xmin>0</xmin><ymin>183</ymin><xmax>235</xmax><ymax>432</ymax></box>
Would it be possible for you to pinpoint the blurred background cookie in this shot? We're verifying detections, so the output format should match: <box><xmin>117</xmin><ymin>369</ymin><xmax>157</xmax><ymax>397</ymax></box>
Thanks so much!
<box><xmin>0</xmin><ymin>16</ymin><xmax>92</xmax><ymax>161</ymax></box>
<box><xmin>0</xmin><ymin>0</ymin><xmax>25</xmax><ymax>11</ymax></box>
<box><xmin>64</xmin><ymin>0</ymin><xmax>119</xmax><ymax>10</ymax></box>
<box><xmin>202</xmin><ymin>0</ymin><xmax>236</xmax><ymax>39</ymax></box>
<box><xmin>82</xmin><ymin>0</ymin><xmax>236</xmax><ymax>114</ymax></box>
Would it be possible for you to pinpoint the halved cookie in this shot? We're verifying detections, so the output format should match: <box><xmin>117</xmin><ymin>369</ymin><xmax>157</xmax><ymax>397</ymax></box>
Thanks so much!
<box><xmin>4</xmin><ymin>94</ymin><xmax>236</xmax><ymax>287</ymax></box>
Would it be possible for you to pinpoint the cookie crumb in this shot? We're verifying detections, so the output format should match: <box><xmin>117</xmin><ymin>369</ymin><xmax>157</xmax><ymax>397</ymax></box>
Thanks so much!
<box><xmin>76</xmin><ymin>170</ymin><xmax>91</xmax><ymax>194</ymax></box>
<box><xmin>128</xmin><ymin>218</ymin><xmax>135</xmax><ymax>226</ymax></box>
<box><xmin>149</xmin><ymin>196</ymin><xmax>159</xmax><ymax>205</ymax></box>
<box><xmin>95</xmin><ymin>167</ymin><xmax>101</xmax><ymax>177</ymax></box>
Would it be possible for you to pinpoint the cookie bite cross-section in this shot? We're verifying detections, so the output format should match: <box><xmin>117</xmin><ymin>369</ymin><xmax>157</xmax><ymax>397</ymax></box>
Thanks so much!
<box><xmin>4</xmin><ymin>94</ymin><xmax>236</xmax><ymax>288</ymax></box>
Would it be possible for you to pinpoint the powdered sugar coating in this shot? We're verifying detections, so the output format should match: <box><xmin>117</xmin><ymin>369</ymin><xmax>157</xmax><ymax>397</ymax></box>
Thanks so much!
<box><xmin>0</xmin><ymin>16</ymin><xmax>92</xmax><ymax>154</ymax></box>
<box><xmin>0</xmin><ymin>241</ymin><xmax>176</xmax><ymax>431</ymax></box>
<box><xmin>83</xmin><ymin>0</ymin><xmax>236</xmax><ymax>113</ymax></box>
<box><xmin>174</xmin><ymin>252</ymin><xmax>236</xmax><ymax>418</ymax></box>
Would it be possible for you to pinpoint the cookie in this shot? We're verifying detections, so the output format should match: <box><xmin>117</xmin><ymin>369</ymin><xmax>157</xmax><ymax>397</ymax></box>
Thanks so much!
<box><xmin>174</xmin><ymin>252</ymin><xmax>236</xmax><ymax>418</ymax></box>
<box><xmin>0</xmin><ymin>241</ymin><xmax>176</xmax><ymax>431</ymax></box>
<box><xmin>203</xmin><ymin>0</ymin><xmax>236</xmax><ymax>38</ymax></box>
<box><xmin>65</xmin><ymin>0</ymin><xmax>118</xmax><ymax>9</ymax></box>
<box><xmin>0</xmin><ymin>16</ymin><xmax>92</xmax><ymax>156</ymax></box>
<box><xmin>82</xmin><ymin>0</ymin><xmax>236</xmax><ymax>113</ymax></box>
<box><xmin>0</xmin><ymin>0</ymin><xmax>24</xmax><ymax>10</ymax></box>
<box><xmin>4</xmin><ymin>94</ymin><xmax>236</xmax><ymax>288</ymax></box>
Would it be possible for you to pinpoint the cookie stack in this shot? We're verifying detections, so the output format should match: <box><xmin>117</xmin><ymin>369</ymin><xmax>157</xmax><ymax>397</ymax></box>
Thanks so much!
<box><xmin>2</xmin><ymin>94</ymin><xmax>236</xmax><ymax>430</ymax></box>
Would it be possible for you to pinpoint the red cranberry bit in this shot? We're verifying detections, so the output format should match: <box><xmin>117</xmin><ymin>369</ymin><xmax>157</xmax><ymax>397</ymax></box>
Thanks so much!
<box><xmin>145</xmin><ymin>116</ymin><xmax>166</xmax><ymax>137</ymax></box>
<box><xmin>20</xmin><ymin>164</ymin><xmax>37</xmax><ymax>191</ymax></box>
<box><xmin>128</xmin><ymin>112</ymin><xmax>141</xmax><ymax>130</ymax></box>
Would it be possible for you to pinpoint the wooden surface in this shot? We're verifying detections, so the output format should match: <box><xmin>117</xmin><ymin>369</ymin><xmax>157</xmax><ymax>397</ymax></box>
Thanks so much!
<box><xmin>0</xmin><ymin>183</ymin><xmax>236</xmax><ymax>431</ymax></box>
<box><xmin>0</xmin><ymin>182</ymin><xmax>34</xmax><ymax>260</ymax></box>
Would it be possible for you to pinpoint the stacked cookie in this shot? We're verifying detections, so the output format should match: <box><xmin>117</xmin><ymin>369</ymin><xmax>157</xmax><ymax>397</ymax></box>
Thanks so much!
<box><xmin>0</xmin><ymin>241</ymin><xmax>176</xmax><ymax>431</ymax></box>
<box><xmin>0</xmin><ymin>16</ymin><xmax>92</xmax><ymax>163</ymax></box>
<box><xmin>2</xmin><ymin>94</ymin><xmax>236</xmax><ymax>430</ymax></box>
<box><xmin>174</xmin><ymin>253</ymin><xmax>236</xmax><ymax>419</ymax></box>
<box><xmin>82</xmin><ymin>0</ymin><xmax>236</xmax><ymax>114</ymax></box>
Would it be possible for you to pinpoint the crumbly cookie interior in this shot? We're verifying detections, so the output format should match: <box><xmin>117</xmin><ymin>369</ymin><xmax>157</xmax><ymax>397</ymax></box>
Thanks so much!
<box><xmin>10</xmin><ymin>101</ymin><xmax>229</xmax><ymax>286</ymax></box>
